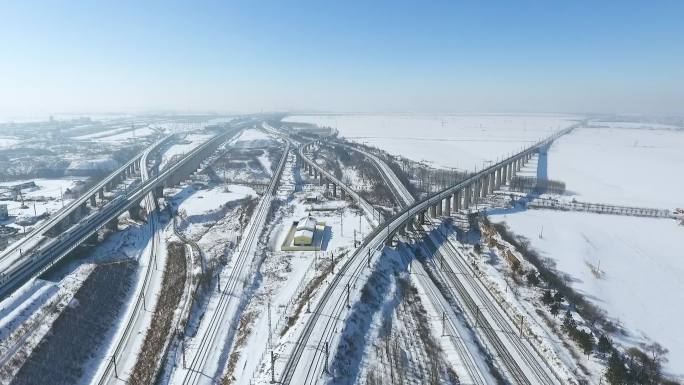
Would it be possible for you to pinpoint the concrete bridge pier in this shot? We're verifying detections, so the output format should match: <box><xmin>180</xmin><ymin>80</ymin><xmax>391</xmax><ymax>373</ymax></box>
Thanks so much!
<box><xmin>153</xmin><ymin>186</ymin><xmax>164</xmax><ymax>201</ymax></box>
<box><xmin>430</xmin><ymin>204</ymin><xmax>437</xmax><ymax>218</ymax></box>
<box><xmin>106</xmin><ymin>218</ymin><xmax>119</xmax><ymax>231</ymax></box>
<box><xmin>308</xmin><ymin>165</ymin><xmax>313</xmax><ymax>176</ymax></box>
<box><xmin>98</xmin><ymin>187</ymin><xmax>105</xmax><ymax>200</ymax></box>
<box><xmin>436</xmin><ymin>201</ymin><xmax>442</xmax><ymax>216</ymax></box>
<box><xmin>90</xmin><ymin>195</ymin><xmax>97</xmax><ymax>207</ymax></box>
<box><xmin>341</xmin><ymin>189</ymin><xmax>346</xmax><ymax>200</ymax></box>
<box><xmin>444</xmin><ymin>197</ymin><xmax>451</xmax><ymax>216</ymax></box>
<box><xmin>488</xmin><ymin>172</ymin><xmax>495</xmax><ymax>194</ymax></box>
<box><xmin>462</xmin><ymin>185</ymin><xmax>471</xmax><ymax>210</ymax></box>
<box><xmin>80</xmin><ymin>202</ymin><xmax>88</xmax><ymax>215</ymax></box>
<box><xmin>332</xmin><ymin>184</ymin><xmax>337</xmax><ymax>197</ymax></box>
<box><xmin>85</xmin><ymin>232</ymin><xmax>99</xmax><ymax>245</ymax></box>
<box><xmin>453</xmin><ymin>191</ymin><xmax>461</xmax><ymax>211</ymax></box>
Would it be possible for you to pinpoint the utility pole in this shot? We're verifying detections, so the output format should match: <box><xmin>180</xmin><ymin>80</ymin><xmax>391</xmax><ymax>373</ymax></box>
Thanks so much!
<box><xmin>367</xmin><ymin>249</ymin><xmax>371</xmax><ymax>268</ymax></box>
<box><xmin>270</xmin><ymin>351</ymin><xmax>276</xmax><ymax>383</ymax></box>
<box><xmin>268</xmin><ymin>298</ymin><xmax>273</xmax><ymax>348</ymax></box>
<box><xmin>182</xmin><ymin>338</ymin><xmax>186</xmax><ymax>368</ymax></box>
<box><xmin>346</xmin><ymin>283</ymin><xmax>350</xmax><ymax>309</ymax></box>
<box><xmin>324</xmin><ymin>342</ymin><xmax>330</xmax><ymax>374</ymax></box>
<box><xmin>112</xmin><ymin>356</ymin><xmax>118</xmax><ymax>378</ymax></box>
<box><xmin>442</xmin><ymin>311</ymin><xmax>446</xmax><ymax>336</ymax></box>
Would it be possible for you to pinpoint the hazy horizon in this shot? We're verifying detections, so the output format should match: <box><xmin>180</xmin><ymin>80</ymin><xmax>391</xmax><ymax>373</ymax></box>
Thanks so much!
<box><xmin>2</xmin><ymin>1</ymin><xmax>683</xmax><ymax>120</ymax></box>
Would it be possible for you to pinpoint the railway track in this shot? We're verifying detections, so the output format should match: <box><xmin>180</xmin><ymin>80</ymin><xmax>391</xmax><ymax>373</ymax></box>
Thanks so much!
<box><xmin>176</xmin><ymin>138</ymin><xmax>290</xmax><ymax>385</ymax></box>
<box><xmin>95</xmin><ymin>132</ymin><xmax>164</xmax><ymax>385</ymax></box>
<box><xmin>422</xmin><ymin>229</ymin><xmax>561</xmax><ymax>385</ymax></box>
<box><xmin>353</xmin><ymin>143</ymin><xmax>489</xmax><ymax>385</ymax></box>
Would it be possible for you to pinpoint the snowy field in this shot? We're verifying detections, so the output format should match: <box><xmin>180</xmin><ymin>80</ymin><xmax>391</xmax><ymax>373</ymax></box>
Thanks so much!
<box><xmin>284</xmin><ymin>114</ymin><xmax>580</xmax><ymax>170</ymax></box>
<box><xmin>176</xmin><ymin>184</ymin><xmax>256</xmax><ymax>215</ymax></box>
<box><xmin>159</xmin><ymin>133</ymin><xmax>213</xmax><ymax>170</ymax></box>
<box><xmin>73</xmin><ymin>125</ymin><xmax>158</xmax><ymax>142</ymax></box>
<box><xmin>546</xmin><ymin>126</ymin><xmax>684</xmax><ymax>208</ymax></box>
<box><xmin>233</xmin><ymin>128</ymin><xmax>276</xmax><ymax>148</ymax></box>
<box><xmin>0</xmin><ymin>137</ymin><xmax>21</xmax><ymax>149</ymax></box>
<box><xmin>0</xmin><ymin>178</ymin><xmax>82</xmax><ymax>228</ymax></box>
<box><xmin>489</xmin><ymin>210</ymin><xmax>684</xmax><ymax>377</ymax></box>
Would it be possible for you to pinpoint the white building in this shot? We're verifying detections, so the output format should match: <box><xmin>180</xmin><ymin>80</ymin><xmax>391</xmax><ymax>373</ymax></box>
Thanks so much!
<box><xmin>293</xmin><ymin>215</ymin><xmax>317</xmax><ymax>246</ymax></box>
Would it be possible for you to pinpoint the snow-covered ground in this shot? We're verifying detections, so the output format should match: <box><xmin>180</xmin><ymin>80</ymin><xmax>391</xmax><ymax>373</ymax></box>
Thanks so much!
<box><xmin>159</xmin><ymin>133</ymin><xmax>213</xmax><ymax>170</ymax></box>
<box><xmin>284</xmin><ymin>114</ymin><xmax>580</xmax><ymax>170</ymax></box>
<box><xmin>176</xmin><ymin>184</ymin><xmax>255</xmax><ymax>216</ymax></box>
<box><xmin>546</xmin><ymin>125</ymin><xmax>684</xmax><ymax>208</ymax></box>
<box><xmin>0</xmin><ymin>177</ymin><xmax>83</xmax><ymax>230</ymax></box>
<box><xmin>484</xmin><ymin>120</ymin><xmax>684</xmax><ymax>379</ymax></box>
<box><xmin>0</xmin><ymin>137</ymin><xmax>21</xmax><ymax>149</ymax></box>
<box><xmin>489</xmin><ymin>210</ymin><xmax>684</xmax><ymax>378</ymax></box>
<box><xmin>74</xmin><ymin>126</ymin><xmax>157</xmax><ymax>142</ymax></box>
<box><xmin>233</xmin><ymin>128</ymin><xmax>277</xmax><ymax>148</ymax></box>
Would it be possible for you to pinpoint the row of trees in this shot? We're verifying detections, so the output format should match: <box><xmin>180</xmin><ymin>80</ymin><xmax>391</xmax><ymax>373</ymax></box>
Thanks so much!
<box><xmin>531</xmin><ymin>275</ymin><xmax>676</xmax><ymax>384</ymax></box>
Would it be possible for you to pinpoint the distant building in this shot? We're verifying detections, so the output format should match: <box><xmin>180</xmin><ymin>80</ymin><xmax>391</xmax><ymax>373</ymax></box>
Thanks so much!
<box><xmin>0</xmin><ymin>204</ymin><xmax>7</xmax><ymax>220</ymax></box>
<box><xmin>293</xmin><ymin>215</ymin><xmax>317</xmax><ymax>246</ymax></box>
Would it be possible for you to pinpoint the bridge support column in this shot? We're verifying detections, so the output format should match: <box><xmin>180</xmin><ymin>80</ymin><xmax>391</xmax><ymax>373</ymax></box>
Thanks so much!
<box><xmin>436</xmin><ymin>202</ymin><xmax>442</xmax><ymax>216</ymax></box>
<box><xmin>86</xmin><ymin>232</ymin><xmax>99</xmax><ymax>245</ymax></box>
<box><xmin>333</xmin><ymin>184</ymin><xmax>337</xmax><ymax>197</ymax></box>
<box><xmin>420</xmin><ymin>211</ymin><xmax>426</xmax><ymax>224</ymax></box>
<box><xmin>80</xmin><ymin>202</ymin><xmax>88</xmax><ymax>215</ymax></box>
<box><xmin>98</xmin><ymin>187</ymin><xmax>105</xmax><ymax>200</ymax></box>
<box><xmin>444</xmin><ymin>197</ymin><xmax>451</xmax><ymax>216</ymax></box>
<box><xmin>106</xmin><ymin>218</ymin><xmax>118</xmax><ymax>231</ymax></box>
<box><xmin>341</xmin><ymin>189</ymin><xmax>346</xmax><ymax>200</ymax></box>
<box><xmin>430</xmin><ymin>204</ymin><xmax>437</xmax><ymax>218</ymax></box>
<box><xmin>453</xmin><ymin>192</ymin><xmax>460</xmax><ymax>211</ymax></box>
<box><xmin>507</xmin><ymin>162</ymin><xmax>513</xmax><ymax>183</ymax></box>
<box><xmin>488</xmin><ymin>173</ymin><xmax>495</xmax><ymax>194</ymax></box>
<box><xmin>308</xmin><ymin>165</ymin><xmax>313</xmax><ymax>176</ymax></box>
<box><xmin>90</xmin><ymin>195</ymin><xmax>97</xmax><ymax>207</ymax></box>
<box><xmin>463</xmin><ymin>185</ymin><xmax>471</xmax><ymax>209</ymax></box>
<box><xmin>480</xmin><ymin>178</ymin><xmax>487</xmax><ymax>198</ymax></box>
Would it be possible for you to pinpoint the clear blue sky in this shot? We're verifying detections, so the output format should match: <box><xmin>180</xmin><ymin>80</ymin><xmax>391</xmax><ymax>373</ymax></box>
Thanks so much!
<box><xmin>1</xmin><ymin>0</ymin><xmax>683</xmax><ymax>118</ymax></box>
